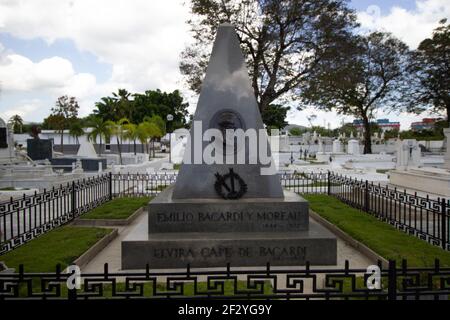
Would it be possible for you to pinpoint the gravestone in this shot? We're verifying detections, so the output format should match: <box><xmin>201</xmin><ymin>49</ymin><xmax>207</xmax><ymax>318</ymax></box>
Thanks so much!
<box><xmin>121</xmin><ymin>24</ymin><xmax>336</xmax><ymax>269</ymax></box>
<box><xmin>27</xmin><ymin>138</ymin><xmax>53</xmax><ymax>161</ymax></box>
<box><xmin>0</xmin><ymin>118</ymin><xmax>15</xmax><ymax>164</ymax></box>
<box><xmin>396</xmin><ymin>139</ymin><xmax>421</xmax><ymax>169</ymax></box>
<box><xmin>347</xmin><ymin>139</ymin><xmax>360</xmax><ymax>155</ymax></box>
<box><xmin>332</xmin><ymin>139</ymin><xmax>341</xmax><ymax>153</ymax></box>
<box><xmin>318</xmin><ymin>139</ymin><xmax>324</xmax><ymax>153</ymax></box>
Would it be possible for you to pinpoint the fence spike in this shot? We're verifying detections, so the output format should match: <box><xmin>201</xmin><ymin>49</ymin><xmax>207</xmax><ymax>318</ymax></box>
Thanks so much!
<box><xmin>435</xmin><ymin>259</ymin><xmax>440</xmax><ymax>272</ymax></box>
<box><xmin>104</xmin><ymin>263</ymin><xmax>109</xmax><ymax>278</ymax></box>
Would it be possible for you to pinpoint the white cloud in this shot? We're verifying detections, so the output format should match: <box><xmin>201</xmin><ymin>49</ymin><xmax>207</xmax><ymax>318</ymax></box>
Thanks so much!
<box><xmin>0</xmin><ymin>99</ymin><xmax>41</xmax><ymax>120</ymax></box>
<box><xmin>0</xmin><ymin>0</ymin><xmax>192</xmax><ymax>93</ymax></box>
<box><xmin>0</xmin><ymin>54</ymin><xmax>74</xmax><ymax>91</ymax></box>
<box><xmin>357</xmin><ymin>0</ymin><xmax>450</xmax><ymax>48</ymax></box>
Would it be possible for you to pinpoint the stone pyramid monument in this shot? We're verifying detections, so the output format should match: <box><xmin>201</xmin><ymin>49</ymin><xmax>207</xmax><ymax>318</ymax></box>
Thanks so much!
<box><xmin>172</xmin><ymin>23</ymin><xmax>283</xmax><ymax>199</ymax></box>
<box><xmin>121</xmin><ymin>24</ymin><xmax>336</xmax><ymax>269</ymax></box>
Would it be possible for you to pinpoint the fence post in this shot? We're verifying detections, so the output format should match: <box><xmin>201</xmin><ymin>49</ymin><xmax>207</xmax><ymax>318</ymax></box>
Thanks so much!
<box><xmin>327</xmin><ymin>171</ymin><xmax>331</xmax><ymax>195</ymax></box>
<box><xmin>68</xmin><ymin>288</ymin><xmax>77</xmax><ymax>301</ymax></box>
<box><xmin>364</xmin><ymin>180</ymin><xmax>369</xmax><ymax>212</ymax></box>
<box><xmin>71</xmin><ymin>180</ymin><xmax>76</xmax><ymax>220</ymax></box>
<box><xmin>441</xmin><ymin>198</ymin><xmax>447</xmax><ymax>250</ymax></box>
<box><xmin>387</xmin><ymin>260</ymin><xmax>397</xmax><ymax>301</ymax></box>
<box><xmin>109</xmin><ymin>171</ymin><xmax>113</xmax><ymax>201</ymax></box>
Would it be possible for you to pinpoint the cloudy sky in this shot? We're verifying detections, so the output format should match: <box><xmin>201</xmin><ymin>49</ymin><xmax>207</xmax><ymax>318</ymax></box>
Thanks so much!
<box><xmin>0</xmin><ymin>0</ymin><xmax>449</xmax><ymax>130</ymax></box>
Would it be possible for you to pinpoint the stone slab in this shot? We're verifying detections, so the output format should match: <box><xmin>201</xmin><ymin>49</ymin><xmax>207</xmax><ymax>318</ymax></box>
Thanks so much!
<box><xmin>148</xmin><ymin>187</ymin><xmax>309</xmax><ymax>233</ymax></box>
<box><xmin>51</xmin><ymin>157</ymin><xmax>107</xmax><ymax>172</ymax></box>
<box><xmin>389</xmin><ymin>169</ymin><xmax>450</xmax><ymax>197</ymax></box>
<box><xmin>27</xmin><ymin>139</ymin><xmax>53</xmax><ymax>160</ymax></box>
<box><xmin>122</xmin><ymin>220</ymin><xmax>337</xmax><ymax>269</ymax></box>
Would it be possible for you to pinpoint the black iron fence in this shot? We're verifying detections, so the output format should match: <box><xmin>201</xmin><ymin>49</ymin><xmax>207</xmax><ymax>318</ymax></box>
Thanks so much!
<box><xmin>0</xmin><ymin>171</ymin><xmax>449</xmax><ymax>255</ymax></box>
<box><xmin>0</xmin><ymin>259</ymin><xmax>449</xmax><ymax>300</ymax></box>
<box><xmin>0</xmin><ymin>172</ymin><xmax>177</xmax><ymax>255</ymax></box>
<box><xmin>281</xmin><ymin>171</ymin><xmax>450</xmax><ymax>251</ymax></box>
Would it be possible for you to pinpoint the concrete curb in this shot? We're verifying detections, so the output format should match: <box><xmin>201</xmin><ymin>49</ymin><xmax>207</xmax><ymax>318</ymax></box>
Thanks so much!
<box><xmin>309</xmin><ymin>209</ymin><xmax>389</xmax><ymax>268</ymax></box>
<box><xmin>72</xmin><ymin>228</ymin><xmax>118</xmax><ymax>269</ymax></box>
<box><xmin>72</xmin><ymin>207</ymin><xmax>145</xmax><ymax>227</ymax></box>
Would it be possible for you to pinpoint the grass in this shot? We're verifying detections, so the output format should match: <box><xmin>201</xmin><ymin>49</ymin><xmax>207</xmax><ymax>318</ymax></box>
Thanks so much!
<box><xmin>82</xmin><ymin>197</ymin><xmax>151</xmax><ymax>220</ymax></box>
<box><xmin>303</xmin><ymin>194</ymin><xmax>450</xmax><ymax>267</ymax></box>
<box><xmin>146</xmin><ymin>185</ymin><xmax>168</xmax><ymax>192</ymax></box>
<box><xmin>376</xmin><ymin>169</ymin><xmax>390</xmax><ymax>174</ymax></box>
<box><xmin>173</xmin><ymin>163</ymin><xmax>181</xmax><ymax>170</ymax></box>
<box><xmin>0</xmin><ymin>226</ymin><xmax>111</xmax><ymax>272</ymax></box>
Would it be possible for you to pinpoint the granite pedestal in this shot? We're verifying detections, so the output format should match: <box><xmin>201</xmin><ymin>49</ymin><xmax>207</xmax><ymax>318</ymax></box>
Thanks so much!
<box><xmin>121</xmin><ymin>187</ymin><xmax>337</xmax><ymax>269</ymax></box>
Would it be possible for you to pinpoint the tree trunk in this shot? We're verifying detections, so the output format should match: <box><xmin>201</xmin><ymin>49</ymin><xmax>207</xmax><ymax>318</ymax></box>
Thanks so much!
<box><xmin>152</xmin><ymin>139</ymin><xmax>155</xmax><ymax>158</ymax></box>
<box><xmin>60</xmin><ymin>130</ymin><xmax>64</xmax><ymax>153</ymax></box>
<box><xmin>99</xmin><ymin>136</ymin><xmax>102</xmax><ymax>156</ymax></box>
<box><xmin>446</xmin><ymin>104</ymin><xmax>450</xmax><ymax>128</ymax></box>
<box><xmin>258</xmin><ymin>98</ymin><xmax>271</xmax><ymax>117</ymax></box>
<box><xmin>116</xmin><ymin>137</ymin><xmax>123</xmax><ymax>165</ymax></box>
<box><xmin>362</xmin><ymin>116</ymin><xmax>372</xmax><ymax>154</ymax></box>
<box><xmin>133</xmin><ymin>139</ymin><xmax>136</xmax><ymax>155</ymax></box>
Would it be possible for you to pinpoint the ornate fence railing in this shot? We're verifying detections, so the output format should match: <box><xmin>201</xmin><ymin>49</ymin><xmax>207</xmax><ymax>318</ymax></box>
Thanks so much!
<box><xmin>0</xmin><ymin>171</ymin><xmax>449</xmax><ymax>255</ymax></box>
<box><xmin>0</xmin><ymin>259</ymin><xmax>449</xmax><ymax>300</ymax></box>
<box><xmin>328</xmin><ymin>173</ymin><xmax>450</xmax><ymax>251</ymax></box>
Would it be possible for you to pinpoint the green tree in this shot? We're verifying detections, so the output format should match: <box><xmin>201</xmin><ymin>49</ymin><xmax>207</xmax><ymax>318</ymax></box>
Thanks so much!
<box><xmin>261</xmin><ymin>104</ymin><xmax>290</xmax><ymax>129</ymax></box>
<box><xmin>122</xmin><ymin>122</ymin><xmax>138</xmax><ymax>155</ymax></box>
<box><xmin>289</xmin><ymin>127</ymin><xmax>303</xmax><ymax>136</ymax></box>
<box><xmin>132</xmin><ymin>89</ymin><xmax>189</xmax><ymax>127</ymax></box>
<box><xmin>302</xmin><ymin>32</ymin><xmax>411</xmax><ymax>154</ymax></box>
<box><xmin>68</xmin><ymin>120</ymin><xmax>84</xmax><ymax>145</ymax></box>
<box><xmin>87</xmin><ymin>117</ymin><xmax>111</xmax><ymax>156</ymax></box>
<box><xmin>180</xmin><ymin>0</ymin><xmax>357</xmax><ymax>114</ymax></box>
<box><xmin>50</xmin><ymin>95</ymin><xmax>79</xmax><ymax>153</ymax></box>
<box><xmin>137</xmin><ymin>121</ymin><xmax>161</xmax><ymax>157</ymax></box>
<box><xmin>112</xmin><ymin>89</ymin><xmax>133</xmax><ymax>120</ymax></box>
<box><xmin>93</xmin><ymin>97</ymin><xmax>117</xmax><ymax>122</ymax></box>
<box><xmin>408</xmin><ymin>19</ymin><xmax>450</xmax><ymax>125</ymax></box>
<box><xmin>8</xmin><ymin>115</ymin><xmax>24</xmax><ymax>134</ymax></box>
<box><xmin>143</xmin><ymin>115</ymin><xmax>165</xmax><ymax>158</ymax></box>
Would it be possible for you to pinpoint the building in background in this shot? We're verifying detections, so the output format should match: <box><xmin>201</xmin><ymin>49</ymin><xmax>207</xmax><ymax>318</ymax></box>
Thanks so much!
<box><xmin>411</xmin><ymin>118</ymin><xmax>442</xmax><ymax>132</ymax></box>
<box><xmin>352</xmin><ymin>119</ymin><xmax>400</xmax><ymax>132</ymax></box>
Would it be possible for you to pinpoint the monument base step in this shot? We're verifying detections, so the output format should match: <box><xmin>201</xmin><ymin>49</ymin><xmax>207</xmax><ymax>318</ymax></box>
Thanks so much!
<box><xmin>121</xmin><ymin>219</ymin><xmax>337</xmax><ymax>269</ymax></box>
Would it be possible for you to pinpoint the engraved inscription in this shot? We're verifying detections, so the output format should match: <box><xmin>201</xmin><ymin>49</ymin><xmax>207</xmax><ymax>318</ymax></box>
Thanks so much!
<box><xmin>156</xmin><ymin>211</ymin><xmax>304</xmax><ymax>223</ymax></box>
<box><xmin>151</xmin><ymin>246</ymin><xmax>307</xmax><ymax>261</ymax></box>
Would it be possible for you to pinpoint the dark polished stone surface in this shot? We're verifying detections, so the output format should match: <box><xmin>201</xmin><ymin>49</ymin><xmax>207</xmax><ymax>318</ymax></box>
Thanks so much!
<box><xmin>122</xmin><ymin>220</ymin><xmax>337</xmax><ymax>269</ymax></box>
<box><xmin>27</xmin><ymin>139</ymin><xmax>53</xmax><ymax>160</ymax></box>
<box><xmin>148</xmin><ymin>186</ymin><xmax>309</xmax><ymax>233</ymax></box>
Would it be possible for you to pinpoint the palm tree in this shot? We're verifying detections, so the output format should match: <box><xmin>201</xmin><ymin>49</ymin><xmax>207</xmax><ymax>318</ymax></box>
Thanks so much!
<box><xmin>93</xmin><ymin>97</ymin><xmax>116</xmax><ymax>121</ymax></box>
<box><xmin>105</xmin><ymin>118</ymin><xmax>129</xmax><ymax>165</ymax></box>
<box><xmin>69</xmin><ymin>121</ymin><xmax>84</xmax><ymax>145</ymax></box>
<box><xmin>137</xmin><ymin>121</ymin><xmax>160</xmax><ymax>158</ymax></box>
<box><xmin>143</xmin><ymin>115</ymin><xmax>165</xmax><ymax>158</ymax></box>
<box><xmin>122</xmin><ymin>123</ymin><xmax>137</xmax><ymax>155</ymax></box>
<box><xmin>87</xmin><ymin>117</ymin><xmax>111</xmax><ymax>156</ymax></box>
<box><xmin>112</xmin><ymin>89</ymin><xmax>133</xmax><ymax>120</ymax></box>
<box><xmin>136</xmin><ymin>122</ymin><xmax>150</xmax><ymax>154</ymax></box>
<box><xmin>8</xmin><ymin>115</ymin><xmax>24</xmax><ymax>134</ymax></box>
